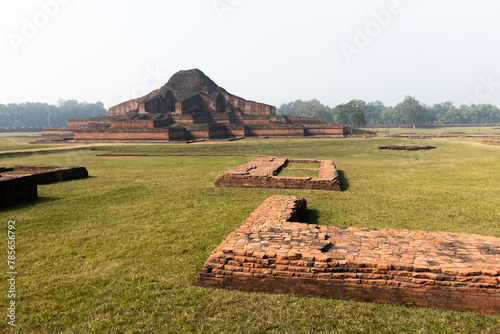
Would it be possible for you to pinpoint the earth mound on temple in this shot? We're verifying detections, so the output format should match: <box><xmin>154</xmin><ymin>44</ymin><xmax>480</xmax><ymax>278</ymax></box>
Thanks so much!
<box><xmin>109</xmin><ymin>68</ymin><xmax>276</xmax><ymax>116</ymax></box>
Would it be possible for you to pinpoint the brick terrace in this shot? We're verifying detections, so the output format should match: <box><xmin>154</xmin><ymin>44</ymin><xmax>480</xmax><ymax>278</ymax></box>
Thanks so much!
<box><xmin>197</xmin><ymin>195</ymin><xmax>500</xmax><ymax>313</ymax></box>
<box><xmin>214</xmin><ymin>157</ymin><xmax>342</xmax><ymax>191</ymax></box>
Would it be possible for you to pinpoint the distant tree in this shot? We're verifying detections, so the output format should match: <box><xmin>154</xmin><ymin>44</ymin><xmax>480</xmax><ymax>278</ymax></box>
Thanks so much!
<box><xmin>279</xmin><ymin>98</ymin><xmax>500</xmax><ymax>126</ymax></box>
<box><xmin>394</xmin><ymin>96</ymin><xmax>425</xmax><ymax>128</ymax></box>
<box><xmin>332</xmin><ymin>99</ymin><xmax>366</xmax><ymax>127</ymax></box>
<box><xmin>346</xmin><ymin>99</ymin><xmax>366</xmax><ymax>127</ymax></box>
<box><xmin>429</xmin><ymin>101</ymin><xmax>454</xmax><ymax>124</ymax></box>
<box><xmin>0</xmin><ymin>100</ymin><xmax>107</xmax><ymax>127</ymax></box>
<box><xmin>278</xmin><ymin>99</ymin><xmax>333</xmax><ymax>122</ymax></box>
<box><xmin>332</xmin><ymin>104</ymin><xmax>349</xmax><ymax>125</ymax></box>
<box><xmin>443</xmin><ymin>106</ymin><xmax>464</xmax><ymax>124</ymax></box>
<box><xmin>379</xmin><ymin>106</ymin><xmax>396</xmax><ymax>124</ymax></box>
<box><xmin>295</xmin><ymin>99</ymin><xmax>333</xmax><ymax>122</ymax></box>
<box><xmin>475</xmin><ymin>104</ymin><xmax>500</xmax><ymax>123</ymax></box>
<box><xmin>276</xmin><ymin>99</ymin><xmax>303</xmax><ymax>116</ymax></box>
<box><xmin>364</xmin><ymin>100</ymin><xmax>385</xmax><ymax>124</ymax></box>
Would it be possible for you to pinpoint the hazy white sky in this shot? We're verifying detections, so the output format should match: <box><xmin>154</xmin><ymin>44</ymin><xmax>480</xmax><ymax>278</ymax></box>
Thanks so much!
<box><xmin>1</xmin><ymin>0</ymin><xmax>500</xmax><ymax>109</ymax></box>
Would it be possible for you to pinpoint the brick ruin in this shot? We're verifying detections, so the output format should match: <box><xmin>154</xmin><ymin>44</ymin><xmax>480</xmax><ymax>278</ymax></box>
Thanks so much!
<box><xmin>42</xmin><ymin>69</ymin><xmax>346</xmax><ymax>142</ymax></box>
<box><xmin>378</xmin><ymin>145</ymin><xmax>436</xmax><ymax>151</ymax></box>
<box><xmin>197</xmin><ymin>195</ymin><xmax>500</xmax><ymax>313</ymax></box>
<box><xmin>0</xmin><ymin>166</ymin><xmax>88</xmax><ymax>207</ymax></box>
<box><xmin>215</xmin><ymin>157</ymin><xmax>342</xmax><ymax>191</ymax></box>
<box><xmin>0</xmin><ymin>175</ymin><xmax>37</xmax><ymax>207</ymax></box>
<box><xmin>482</xmin><ymin>138</ymin><xmax>500</xmax><ymax>146</ymax></box>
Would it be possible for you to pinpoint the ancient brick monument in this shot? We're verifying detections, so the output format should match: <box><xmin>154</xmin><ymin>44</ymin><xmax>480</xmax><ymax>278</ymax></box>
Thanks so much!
<box><xmin>215</xmin><ymin>156</ymin><xmax>342</xmax><ymax>191</ymax></box>
<box><xmin>0</xmin><ymin>166</ymin><xmax>88</xmax><ymax>207</ymax></box>
<box><xmin>43</xmin><ymin>69</ymin><xmax>346</xmax><ymax>141</ymax></box>
<box><xmin>198</xmin><ymin>195</ymin><xmax>500</xmax><ymax>313</ymax></box>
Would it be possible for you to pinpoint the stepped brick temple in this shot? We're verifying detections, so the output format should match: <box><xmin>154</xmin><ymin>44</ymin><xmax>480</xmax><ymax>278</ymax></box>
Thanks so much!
<box><xmin>42</xmin><ymin>69</ymin><xmax>347</xmax><ymax>141</ymax></box>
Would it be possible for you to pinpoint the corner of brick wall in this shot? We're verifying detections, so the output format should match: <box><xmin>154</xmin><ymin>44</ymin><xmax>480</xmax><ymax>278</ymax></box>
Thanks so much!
<box><xmin>197</xmin><ymin>195</ymin><xmax>500</xmax><ymax>313</ymax></box>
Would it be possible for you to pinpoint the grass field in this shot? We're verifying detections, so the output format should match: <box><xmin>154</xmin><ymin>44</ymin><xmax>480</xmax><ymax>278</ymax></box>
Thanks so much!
<box><xmin>0</xmin><ymin>132</ymin><xmax>42</xmax><ymax>137</ymax></box>
<box><xmin>1</xmin><ymin>133</ymin><xmax>500</xmax><ymax>333</ymax></box>
<box><xmin>0</xmin><ymin>134</ymin><xmax>64</xmax><ymax>152</ymax></box>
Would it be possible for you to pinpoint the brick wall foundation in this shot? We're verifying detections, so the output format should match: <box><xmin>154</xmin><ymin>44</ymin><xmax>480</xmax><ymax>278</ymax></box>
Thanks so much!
<box><xmin>0</xmin><ymin>175</ymin><xmax>37</xmax><ymax>207</ymax></box>
<box><xmin>215</xmin><ymin>157</ymin><xmax>341</xmax><ymax>191</ymax></box>
<box><xmin>197</xmin><ymin>195</ymin><xmax>500</xmax><ymax>313</ymax></box>
<box><xmin>482</xmin><ymin>138</ymin><xmax>500</xmax><ymax>146</ymax></box>
<box><xmin>0</xmin><ymin>166</ymin><xmax>89</xmax><ymax>207</ymax></box>
<box><xmin>8</xmin><ymin>166</ymin><xmax>89</xmax><ymax>184</ymax></box>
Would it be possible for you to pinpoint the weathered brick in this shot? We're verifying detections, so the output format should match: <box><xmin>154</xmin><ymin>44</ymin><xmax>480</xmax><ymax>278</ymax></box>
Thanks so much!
<box><xmin>197</xmin><ymin>195</ymin><xmax>500</xmax><ymax>313</ymax></box>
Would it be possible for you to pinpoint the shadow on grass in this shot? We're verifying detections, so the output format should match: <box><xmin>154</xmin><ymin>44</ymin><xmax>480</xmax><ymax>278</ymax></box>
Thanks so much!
<box><xmin>1</xmin><ymin>196</ymin><xmax>61</xmax><ymax>212</ymax></box>
<box><xmin>305</xmin><ymin>209</ymin><xmax>320</xmax><ymax>225</ymax></box>
<box><xmin>338</xmin><ymin>170</ymin><xmax>349</xmax><ymax>191</ymax></box>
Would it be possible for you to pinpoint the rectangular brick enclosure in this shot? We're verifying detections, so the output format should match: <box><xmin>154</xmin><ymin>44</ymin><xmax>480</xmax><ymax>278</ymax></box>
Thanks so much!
<box><xmin>197</xmin><ymin>195</ymin><xmax>500</xmax><ymax>313</ymax></box>
<box><xmin>214</xmin><ymin>156</ymin><xmax>341</xmax><ymax>191</ymax></box>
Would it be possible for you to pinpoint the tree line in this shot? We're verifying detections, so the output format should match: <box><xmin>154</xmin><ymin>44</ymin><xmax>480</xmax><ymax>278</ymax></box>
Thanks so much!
<box><xmin>277</xmin><ymin>96</ymin><xmax>500</xmax><ymax>127</ymax></box>
<box><xmin>0</xmin><ymin>100</ymin><xmax>107</xmax><ymax>128</ymax></box>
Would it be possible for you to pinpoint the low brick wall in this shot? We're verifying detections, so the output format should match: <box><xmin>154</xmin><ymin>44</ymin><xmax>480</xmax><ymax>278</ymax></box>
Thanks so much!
<box><xmin>197</xmin><ymin>195</ymin><xmax>500</xmax><ymax>313</ymax></box>
<box><xmin>379</xmin><ymin>145</ymin><xmax>436</xmax><ymax>151</ymax></box>
<box><xmin>74</xmin><ymin>130</ymin><xmax>172</xmax><ymax>141</ymax></box>
<box><xmin>0</xmin><ymin>175</ymin><xmax>38</xmax><ymax>207</ymax></box>
<box><xmin>215</xmin><ymin>157</ymin><xmax>341</xmax><ymax>191</ymax></box>
<box><xmin>482</xmin><ymin>138</ymin><xmax>500</xmax><ymax>146</ymax></box>
<box><xmin>244</xmin><ymin>126</ymin><xmax>305</xmax><ymax>137</ymax></box>
<box><xmin>9</xmin><ymin>166</ymin><xmax>89</xmax><ymax>184</ymax></box>
<box><xmin>0</xmin><ymin>166</ymin><xmax>89</xmax><ymax>207</ymax></box>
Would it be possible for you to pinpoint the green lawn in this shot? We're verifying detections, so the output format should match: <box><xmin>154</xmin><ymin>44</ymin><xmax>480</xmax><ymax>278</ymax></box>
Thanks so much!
<box><xmin>0</xmin><ymin>134</ymin><xmax>68</xmax><ymax>152</ymax></box>
<box><xmin>1</xmin><ymin>136</ymin><xmax>499</xmax><ymax>333</ymax></box>
<box><xmin>0</xmin><ymin>132</ymin><xmax>42</xmax><ymax>137</ymax></box>
<box><xmin>278</xmin><ymin>161</ymin><xmax>320</xmax><ymax>178</ymax></box>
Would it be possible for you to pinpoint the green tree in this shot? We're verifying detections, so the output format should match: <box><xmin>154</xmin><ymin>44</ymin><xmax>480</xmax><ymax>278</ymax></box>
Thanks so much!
<box><xmin>278</xmin><ymin>99</ymin><xmax>333</xmax><ymax>122</ymax></box>
<box><xmin>380</xmin><ymin>106</ymin><xmax>396</xmax><ymax>124</ymax></box>
<box><xmin>332</xmin><ymin>103</ymin><xmax>349</xmax><ymax>125</ymax></box>
<box><xmin>345</xmin><ymin>99</ymin><xmax>366</xmax><ymax>127</ymax></box>
<box><xmin>276</xmin><ymin>100</ymin><xmax>303</xmax><ymax>116</ymax></box>
<box><xmin>364</xmin><ymin>101</ymin><xmax>385</xmax><ymax>124</ymax></box>
<box><xmin>394</xmin><ymin>95</ymin><xmax>425</xmax><ymax>128</ymax></box>
<box><xmin>295</xmin><ymin>99</ymin><xmax>333</xmax><ymax>122</ymax></box>
<box><xmin>430</xmin><ymin>101</ymin><xmax>454</xmax><ymax>124</ymax></box>
<box><xmin>333</xmin><ymin>100</ymin><xmax>366</xmax><ymax>127</ymax></box>
<box><xmin>0</xmin><ymin>100</ymin><xmax>107</xmax><ymax>128</ymax></box>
